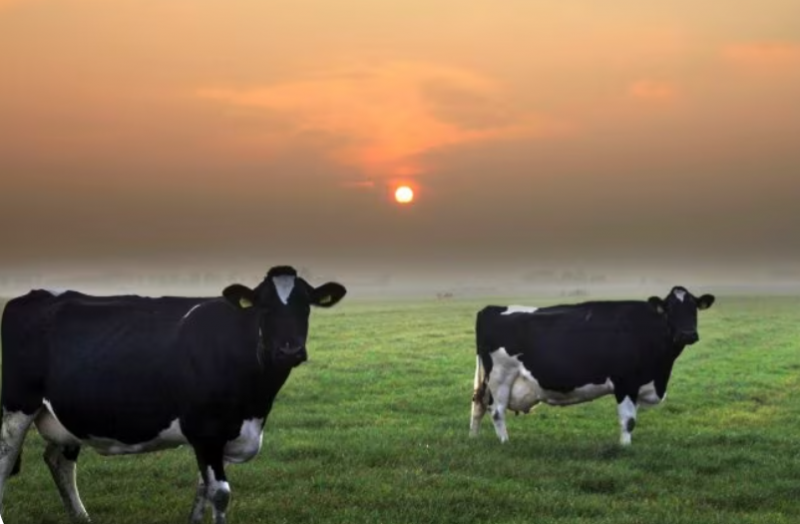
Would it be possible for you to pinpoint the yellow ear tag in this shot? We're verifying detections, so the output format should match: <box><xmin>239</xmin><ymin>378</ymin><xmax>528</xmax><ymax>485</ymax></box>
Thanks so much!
<box><xmin>319</xmin><ymin>295</ymin><xmax>332</xmax><ymax>305</ymax></box>
<box><xmin>239</xmin><ymin>297</ymin><xmax>254</xmax><ymax>309</ymax></box>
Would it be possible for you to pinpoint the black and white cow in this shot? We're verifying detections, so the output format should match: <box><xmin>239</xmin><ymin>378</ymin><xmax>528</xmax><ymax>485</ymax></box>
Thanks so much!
<box><xmin>0</xmin><ymin>265</ymin><xmax>346</xmax><ymax>523</ymax></box>
<box><xmin>469</xmin><ymin>286</ymin><xmax>715</xmax><ymax>446</ymax></box>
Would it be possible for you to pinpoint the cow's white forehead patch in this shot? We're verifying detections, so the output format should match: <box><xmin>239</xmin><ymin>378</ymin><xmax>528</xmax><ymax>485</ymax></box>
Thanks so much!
<box><xmin>673</xmin><ymin>289</ymin><xmax>686</xmax><ymax>302</ymax></box>
<box><xmin>272</xmin><ymin>275</ymin><xmax>296</xmax><ymax>304</ymax></box>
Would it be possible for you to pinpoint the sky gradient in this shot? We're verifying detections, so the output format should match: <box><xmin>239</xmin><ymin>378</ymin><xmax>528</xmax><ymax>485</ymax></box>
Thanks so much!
<box><xmin>2</xmin><ymin>1</ymin><xmax>799</xmax><ymax>290</ymax></box>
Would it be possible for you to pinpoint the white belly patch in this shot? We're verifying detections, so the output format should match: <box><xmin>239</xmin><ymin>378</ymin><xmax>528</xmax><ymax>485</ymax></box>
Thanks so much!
<box><xmin>224</xmin><ymin>418</ymin><xmax>265</xmax><ymax>463</ymax></box>
<box><xmin>35</xmin><ymin>399</ymin><xmax>187</xmax><ymax>456</ymax></box>
<box><xmin>35</xmin><ymin>401</ymin><xmax>266</xmax><ymax>461</ymax></box>
<box><xmin>488</xmin><ymin>348</ymin><xmax>616</xmax><ymax>412</ymax></box>
<box><xmin>539</xmin><ymin>378</ymin><xmax>615</xmax><ymax>406</ymax></box>
<box><xmin>637</xmin><ymin>380</ymin><xmax>664</xmax><ymax>405</ymax></box>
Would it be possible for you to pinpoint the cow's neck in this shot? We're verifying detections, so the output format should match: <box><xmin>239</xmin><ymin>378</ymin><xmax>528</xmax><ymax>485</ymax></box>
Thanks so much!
<box><xmin>652</xmin><ymin>342</ymin><xmax>687</xmax><ymax>398</ymax></box>
<box><xmin>250</xmin><ymin>361</ymin><xmax>295</xmax><ymax>420</ymax></box>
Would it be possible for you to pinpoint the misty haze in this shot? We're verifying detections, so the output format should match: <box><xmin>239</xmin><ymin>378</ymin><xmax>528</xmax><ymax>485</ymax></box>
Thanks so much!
<box><xmin>2</xmin><ymin>1</ymin><xmax>800</xmax><ymax>298</ymax></box>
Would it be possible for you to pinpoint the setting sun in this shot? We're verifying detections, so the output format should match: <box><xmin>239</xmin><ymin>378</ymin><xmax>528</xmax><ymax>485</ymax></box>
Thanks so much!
<box><xmin>394</xmin><ymin>185</ymin><xmax>414</xmax><ymax>204</ymax></box>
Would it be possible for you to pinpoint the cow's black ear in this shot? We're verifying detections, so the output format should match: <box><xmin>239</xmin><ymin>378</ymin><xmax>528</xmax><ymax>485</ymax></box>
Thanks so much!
<box><xmin>697</xmin><ymin>294</ymin><xmax>715</xmax><ymax>310</ymax></box>
<box><xmin>647</xmin><ymin>296</ymin><xmax>666</xmax><ymax>315</ymax></box>
<box><xmin>310</xmin><ymin>282</ymin><xmax>347</xmax><ymax>308</ymax></box>
<box><xmin>223</xmin><ymin>284</ymin><xmax>257</xmax><ymax>310</ymax></box>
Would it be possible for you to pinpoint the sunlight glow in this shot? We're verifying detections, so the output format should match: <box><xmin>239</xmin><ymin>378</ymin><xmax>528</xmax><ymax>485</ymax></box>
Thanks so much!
<box><xmin>394</xmin><ymin>185</ymin><xmax>414</xmax><ymax>204</ymax></box>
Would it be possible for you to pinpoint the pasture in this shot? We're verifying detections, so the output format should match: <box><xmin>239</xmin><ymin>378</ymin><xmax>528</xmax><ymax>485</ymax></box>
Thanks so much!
<box><xmin>2</xmin><ymin>293</ymin><xmax>800</xmax><ymax>523</ymax></box>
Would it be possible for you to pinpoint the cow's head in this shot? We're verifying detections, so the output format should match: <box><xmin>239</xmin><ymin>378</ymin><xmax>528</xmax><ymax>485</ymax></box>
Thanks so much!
<box><xmin>222</xmin><ymin>265</ymin><xmax>347</xmax><ymax>367</ymax></box>
<box><xmin>648</xmin><ymin>286</ymin><xmax>715</xmax><ymax>346</ymax></box>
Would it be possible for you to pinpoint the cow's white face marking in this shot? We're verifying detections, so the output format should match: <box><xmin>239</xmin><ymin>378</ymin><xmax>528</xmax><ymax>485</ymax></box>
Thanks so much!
<box><xmin>182</xmin><ymin>304</ymin><xmax>203</xmax><ymax>320</ymax></box>
<box><xmin>673</xmin><ymin>289</ymin><xmax>686</xmax><ymax>302</ymax></box>
<box><xmin>36</xmin><ymin>401</ymin><xmax>188</xmax><ymax>455</ymax></box>
<box><xmin>501</xmin><ymin>305</ymin><xmax>539</xmax><ymax>315</ymax></box>
<box><xmin>43</xmin><ymin>288</ymin><xmax>68</xmax><ymax>297</ymax></box>
<box><xmin>273</xmin><ymin>275</ymin><xmax>295</xmax><ymax>304</ymax></box>
<box><xmin>637</xmin><ymin>380</ymin><xmax>663</xmax><ymax>406</ymax></box>
<box><xmin>223</xmin><ymin>418</ymin><xmax>265</xmax><ymax>464</ymax></box>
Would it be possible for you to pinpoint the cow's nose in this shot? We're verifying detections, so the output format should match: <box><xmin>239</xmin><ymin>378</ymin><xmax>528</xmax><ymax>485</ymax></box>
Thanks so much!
<box><xmin>285</xmin><ymin>346</ymin><xmax>308</xmax><ymax>366</ymax></box>
<box><xmin>276</xmin><ymin>339</ymin><xmax>308</xmax><ymax>357</ymax></box>
<box><xmin>677</xmin><ymin>331</ymin><xmax>699</xmax><ymax>344</ymax></box>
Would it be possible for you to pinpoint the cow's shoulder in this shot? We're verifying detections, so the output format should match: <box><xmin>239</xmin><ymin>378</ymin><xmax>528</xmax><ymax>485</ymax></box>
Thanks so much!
<box><xmin>55</xmin><ymin>294</ymin><xmax>207</xmax><ymax>315</ymax></box>
<box><xmin>2</xmin><ymin>288</ymin><xmax>71</xmax><ymax>332</ymax></box>
<box><xmin>44</xmin><ymin>295</ymin><xmax>210</xmax><ymax>345</ymax></box>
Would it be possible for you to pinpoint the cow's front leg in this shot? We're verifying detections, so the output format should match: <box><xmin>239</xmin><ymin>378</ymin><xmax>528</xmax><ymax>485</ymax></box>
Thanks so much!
<box><xmin>188</xmin><ymin>473</ymin><xmax>208</xmax><ymax>524</ymax></box>
<box><xmin>615</xmin><ymin>392</ymin><xmax>638</xmax><ymax>446</ymax></box>
<box><xmin>192</xmin><ymin>444</ymin><xmax>231</xmax><ymax>524</ymax></box>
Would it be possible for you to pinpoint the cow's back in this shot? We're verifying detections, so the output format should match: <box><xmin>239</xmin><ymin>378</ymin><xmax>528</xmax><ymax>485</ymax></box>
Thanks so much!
<box><xmin>1</xmin><ymin>290</ymin><xmax>207</xmax><ymax>421</ymax></box>
<box><xmin>476</xmin><ymin>301</ymin><xmax>671</xmax><ymax>391</ymax></box>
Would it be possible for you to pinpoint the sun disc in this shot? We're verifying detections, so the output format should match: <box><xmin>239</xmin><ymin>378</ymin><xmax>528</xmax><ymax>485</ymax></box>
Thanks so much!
<box><xmin>395</xmin><ymin>185</ymin><xmax>414</xmax><ymax>204</ymax></box>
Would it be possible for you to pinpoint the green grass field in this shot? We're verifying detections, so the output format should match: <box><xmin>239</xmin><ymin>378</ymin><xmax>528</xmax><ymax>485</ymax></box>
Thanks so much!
<box><xmin>2</xmin><ymin>294</ymin><xmax>800</xmax><ymax>523</ymax></box>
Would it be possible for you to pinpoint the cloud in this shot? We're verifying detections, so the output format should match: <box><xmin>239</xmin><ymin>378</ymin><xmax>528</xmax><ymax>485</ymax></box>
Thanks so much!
<box><xmin>197</xmin><ymin>61</ymin><xmax>573</xmax><ymax>182</ymax></box>
<box><xmin>340</xmin><ymin>180</ymin><xmax>376</xmax><ymax>190</ymax></box>
<box><xmin>628</xmin><ymin>80</ymin><xmax>677</xmax><ymax>101</ymax></box>
<box><xmin>723</xmin><ymin>42</ymin><xmax>800</xmax><ymax>68</ymax></box>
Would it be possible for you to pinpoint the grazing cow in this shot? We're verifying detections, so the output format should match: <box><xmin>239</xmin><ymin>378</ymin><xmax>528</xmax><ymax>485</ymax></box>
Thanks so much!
<box><xmin>0</xmin><ymin>265</ymin><xmax>346</xmax><ymax>523</ymax></box>
<box><xmin>469</xmin><ymin>286</ymin><xmax>715</xmax><ymax>446</ymax></box>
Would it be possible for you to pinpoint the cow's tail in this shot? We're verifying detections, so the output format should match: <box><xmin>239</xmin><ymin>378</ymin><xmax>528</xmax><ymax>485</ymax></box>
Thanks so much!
<box><xmin>470</xmin><ymin>353</ymin><xmax>489</xmax><ymax>436</ymax></box>
<box><xmin>11</xmin><ymin>454</ymin><xmax>22</xmax><ymax>476</ymax></box>
<box><xmin>472</xmin><ymin>354</ymin><xmax>486</xmax><ymax>404</ymax></box>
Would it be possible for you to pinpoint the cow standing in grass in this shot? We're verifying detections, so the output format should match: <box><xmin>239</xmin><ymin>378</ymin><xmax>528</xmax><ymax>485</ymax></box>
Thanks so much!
<box><xmin>0</xmin><ymin>265</ymin><xmax>346</xmax><ymax>524</ymax></box>
<box><xmin>470</xmin><ymin>286</ymin><xmax>715</xmax><ymax>446</ymax></box>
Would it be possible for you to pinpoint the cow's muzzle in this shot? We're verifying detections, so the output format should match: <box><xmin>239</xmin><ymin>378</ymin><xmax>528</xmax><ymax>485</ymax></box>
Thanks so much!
<box><xmin>277</xmin><ymin>344</ymin><xmax>308</xmax><ymax>365</ymax></box>
<box><xmin>675</xmin><ymin>331</ymin><xmax>699</xmax><ymax>345</ymax></box>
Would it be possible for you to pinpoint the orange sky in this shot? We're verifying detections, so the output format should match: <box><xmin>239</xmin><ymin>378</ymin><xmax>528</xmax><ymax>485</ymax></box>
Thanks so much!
<box><xmin>1</xmin><ymin>0</ymin><xmax>799</xmax><ymax>278</ymax></box>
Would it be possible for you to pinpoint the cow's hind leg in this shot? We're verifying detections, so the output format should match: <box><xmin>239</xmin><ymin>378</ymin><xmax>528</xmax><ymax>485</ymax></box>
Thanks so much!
<box><xmin>483</xmin><ymin>355</ymin><xmax>517</xmax><ymax>444</ymax></box>
<box><xmin>615</xmin><ymin>390</ymin><xmax>639</xmax><ymax>446</ymax></box>
<box><xmin>43</xmin><ymin>443</ymin><xmax>90</xmax><ymax>522</ymax></box>
<box><xmin>192</xmin><ymin>444</ymin><xmax>231</xmax><ymax>524</ymax></box>
<box><xmin>488</xmin><ymin>382</ymin><xmax>512</xmax><ymax>443</ymax></box>
<box><xmin>0</xmin><ymin>409</ymin><xmax>36</xmax><ymax>513</ymax></box>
